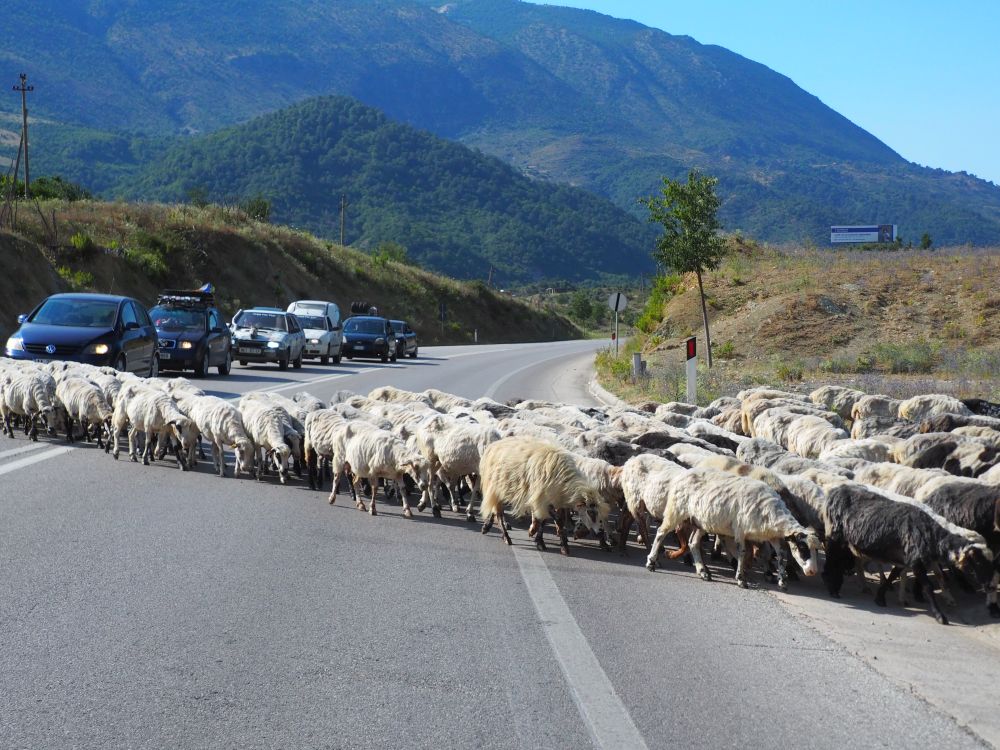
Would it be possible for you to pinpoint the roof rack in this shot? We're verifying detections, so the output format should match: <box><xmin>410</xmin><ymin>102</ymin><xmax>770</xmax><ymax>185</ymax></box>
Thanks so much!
<box><xmin>156</xmin><ymin>288</ymin><xmax>216</xmax><ymax>307</ymax></box>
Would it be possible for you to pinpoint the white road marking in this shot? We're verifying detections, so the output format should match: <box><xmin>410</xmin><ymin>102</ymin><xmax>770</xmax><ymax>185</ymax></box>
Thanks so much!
<box><xmin>0</xmin><ymin>443</ymin><xmax>48</xmax><ymax>462</ymax></box>
<box><xmin>485</xmin><ymin>349</ymin><xmax>594</xmax><ymax>400</ymax></box>
<box><xmin>513</xmin><ymin>547</ymin><xmax>649</xmax><ymax>750</ymax></box>
<box><xmin>0</xmin><ymin>446</ymin><xmax>75</xmax><ymax>477</ymax></box>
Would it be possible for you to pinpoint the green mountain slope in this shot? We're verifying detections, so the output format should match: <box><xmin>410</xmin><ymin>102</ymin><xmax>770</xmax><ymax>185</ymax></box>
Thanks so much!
<box><xmin>3</xmin><ymin>0</ymin><xmax>1000</xmax><ymax>245</ymax></box>
<box><xmin>117</xmin><ymin>96</ymin><xmax>655</xmax><ymax>284</ymax></box>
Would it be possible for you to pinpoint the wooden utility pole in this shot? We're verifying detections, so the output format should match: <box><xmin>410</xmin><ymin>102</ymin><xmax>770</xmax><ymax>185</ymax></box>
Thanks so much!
<box><xmin>339</xmin><ymin>194</ymin><xmax>348</xmax><ymax>246</ymax></box>
<box><xmin>13</xmin><ymin>73</ymin><xmax>33</xmax><ymax>199</ymax></box>
<box><xmin>487</xmin><ymin>264</ymin><xmax>494</xmax><ymax>287</ymax></box>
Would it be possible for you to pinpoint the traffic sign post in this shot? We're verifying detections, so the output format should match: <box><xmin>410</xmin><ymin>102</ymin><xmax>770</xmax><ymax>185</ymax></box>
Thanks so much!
<box><xmin>607</xmin><ymin>292</ymin><xmax>628</xmax><ymax>355</ymax></box>
<box><xmin>685</xmin><ymin>337</ymin><xmax>697</xmax><ymax>404</ymax></box>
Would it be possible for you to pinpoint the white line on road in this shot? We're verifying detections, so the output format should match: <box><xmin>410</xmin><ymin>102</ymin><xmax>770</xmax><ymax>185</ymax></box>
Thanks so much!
<box><xmin>0</xmin><ymin>446</ymin><xmax>75</xmax><ymax>477</ymax></box>
<box><xmin>0</xmin><ymin>442</ymin><xmax>48</xmax><ymax>462</ymax></box>
<box><xmin>484</xmin><ymin>349</ymin><xmax>593</xmax><ymax>400</ymax></box>
<box><xmin>513</xmin><ymin>547</ymin><xmax>649</xmax><ymax>750</ymax></box>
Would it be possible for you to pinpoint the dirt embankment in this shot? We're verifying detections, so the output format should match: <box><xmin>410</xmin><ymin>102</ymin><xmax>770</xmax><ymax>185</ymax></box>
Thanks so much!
<box><xmin>1</xmin><ymin>200</ymin><xmax>581</xmax><ymax>344</ymax></box>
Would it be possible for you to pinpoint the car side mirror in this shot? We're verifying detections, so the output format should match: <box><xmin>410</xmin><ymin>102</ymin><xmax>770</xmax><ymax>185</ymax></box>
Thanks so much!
<box><xmin>124</xmin><ymin>321</ymin><xmax>140</xmax><ymax>331</ymax></box>
<box><xmin>211</xmin><ymin>327</ymin><xmax>225</xmax><ymax>334</ymax></box>
<box><xmin>17</xmin><ymin>314</ymin><xmax>27</xmax><ymax>324</ymax></box>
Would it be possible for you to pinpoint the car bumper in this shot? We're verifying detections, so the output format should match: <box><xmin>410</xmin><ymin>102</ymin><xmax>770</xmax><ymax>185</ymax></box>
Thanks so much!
<box><xmin>234</xmin><ymin>345</ymin><xmax>287</xmax><ymax>362</ymax></box>
<box><xmin>157</xmin><ymin>348</ymin><xmax>197</xmax><ymax>368</ymax></box>
<box><xmin>343</xmin><ymin>342</ymin><xmax>386</xmax><ymax>358</ymax></box>
<box><xmin>3</xmin><ymin>349</ymin><xmax>115</xmax><ymax>367</ymax></box>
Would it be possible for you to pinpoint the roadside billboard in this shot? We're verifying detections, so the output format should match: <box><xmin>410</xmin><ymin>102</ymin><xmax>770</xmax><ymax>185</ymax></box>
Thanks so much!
<box><xmin>830</xmin><ymin>224</ymin><xmax>897</xmax><ymax>244</ymax></box>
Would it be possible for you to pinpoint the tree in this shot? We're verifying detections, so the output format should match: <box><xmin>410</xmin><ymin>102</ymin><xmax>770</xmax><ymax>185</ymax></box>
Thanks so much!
<box><xmin>920</xmin><ymin>233</ymin><xmax>933</xmax><ymax>250</ymax></box>
<box><xmin>568</xmin><ymin>289</ymin><xmax>594</xmax><ymax>323</ymax></box>
<box><xmin>640</xmin><ymin>170</ymin><xmax>727</xmax><ymax>367</ymax></box>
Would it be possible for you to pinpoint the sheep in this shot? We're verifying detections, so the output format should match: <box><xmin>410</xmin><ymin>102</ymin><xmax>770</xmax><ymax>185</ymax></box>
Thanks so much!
<box><xmin>685</xmin><ymin>419</ymin><xmax>747</xmax><ymax>453</ymax></box>
<box><xmin>898</xmin><ymin>394</ymin><xmax>973</xmax><ymax>422</ymax></box>
<box><xmin>413</xmin><ymin>417</ymin><xmax>499</xmax><ymax>519</ymax></box>
<box><xmin>810</xmin><ymin>385</ymin><xmax>867</xmax><ymax>421</ymax></box>
<box><xmin>982</xmin><ymin>464</ymin><xmax>1000</xmax><ymax>486</ymax></box>
<box><xmin>736</xmin><ymin>437</ymin><xmax>854</xmax><ymax>478</ymax></box>
<box><xmin>644</xmin><ymin>468</ymin><xmax>821</xmax><ymax>588</ymax></box>
<box><xmin>292</xmin><ymin>391</ymin><xmax>328</xmax><ymax>413</ymax></box>
<box><xmin>341</xmin><ymin>426</ymin><xmax>429</xmax><ymax>517</ymax></box>
<box><xmin>110</xmin><ymin>388</ymin><xmax>195</xmax><ymax>469</ymax></box>
<box><xmin>55</xmin><ymin>377</ymin><xmax>113</xmax><ymax>447</ymax></box>
<box><xmin>819</xmin><ymin>437</ymin><xmax>900</xmax><ymax>464</ymax></box>
<box><xmin>743</xmin><ymin>399</ymin><xmax>843</xmax><ymax>439</ymax></box>
<box><xmin>1</xmin><ymin>369</ymin><xmax>62</xmax><ymax>440</ymax></box>
<box><xmin>851</xmin><ymin>395</ymin><xmax>902</xmax><ymax>421</ymax></box>
<box><xmin>619</xmin><ymin>453</ymin><xmax>687</xmax><ymax>557</ymax></box>
<box><xmin>162</xmin><ymin>377</ymin><xmax>206</xmax><ymax>399</ymax></box>
<box><xmin>784</xmin><ymin>414</ymin><xmax>850</xmax><ymax>459</ymax></box>
<box><xmin>736</xmin><ymin>387</ymin><xmax>808</xmax><ymax>402</ymax></box>
<box><xmin>239</xmin><ymin>399</ymin><xmax>297</xmax><ymax>483</ymax></box>
<box><xmin>368</xmin><ymin>385</ymin><xmax>433</xmax><ymax>407</ymax></box>
<box><xmin>180</xmin><ymin>395</ymin><xmax>254</xmax><ymax>477</ymax></box>
<box><xmin>893</xmin><ymin>432</ymin><xmax>998</xmax><ymax>476</ymax></box>
<box><xmin>851</xmin><ymin>415</ymin><xmax>920</xmax><ymax>440</ymax></box>
<box><xmin>423</xmin><ymin>388</ymin><xmax>474</xmax><ymax>413</ymax></box>
<box><xmin>820</xmin><ymin>482</ymin><xmax>994</xmax><ymax>624</ymax></box>
<box><xmin>711</xmin><ymin>406</ymin><xmax>745</xmax><ymax>435</ymax></box>
<box><xmin>567</xmin><ymin>456</ymin><xmax>620</xmax><ymax>550</ymax></box>
<box><xmin>478</xmin><ymin>437</ymin><xmax>607</xmax><ymax>555</ymax></box>
<box><xmin>964</xmin><ymin>398</ymin><xmax>1000</xmax><ymax>419</ymax></box>
<box><xmin>574</xmin><ymin>433</ymin><xmax>647</xmax><ymax>466</ymax></box>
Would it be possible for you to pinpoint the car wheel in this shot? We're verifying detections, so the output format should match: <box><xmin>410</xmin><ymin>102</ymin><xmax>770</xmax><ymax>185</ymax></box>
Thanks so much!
<box><xmin>345</xmin><ymin>353</ymin><xmax>352</xmax><ymax>360</ymax></box>
<box><xmin>115</xmin><ymin>354</ymin><xmax>127</xmax><ymax>373</ymax></box>
<box><xmin>320</xmin><ymin>346</ymin><xmax>330</xmax><ymax>365</ymax></box>
<box><xmin>390</xmin><ymin>351</ymin><xmax>398</xmax><ymax>363</ymax></box>
<box><xmin>409</xmin><ymin>348</ymin><xmax>418</xmax><ymax>359</ymax></box>
<box><xmin>194</xmin><ymin>350</ymin><xmax>209</xmax><ymax>378</ymax></box>
<box><xmin>293</xmin><ymin>349</ymin><xmax>303</xmax><ymax>369</ymax></box>
<box><xmin>279</xmin><ymin>355</ymin><xmax>290</xmax><ymax>371</ymax></box>
<box><xmin>148</xmin><ymin>353</ymin><xmax>160</xmax><ymax>379</ymax></box>
<box><xmin>380</xmin><ymin>349</ymin><xmax>389</xmax><ymax>363</ymax></box>
<box><xmin>239</xmin><ymin>360</ymin><xmax>247</xmax><ymax>367</ymax></box>
<box><xmin>218</xmin><ymin>350</ymin><xmax>232</xmax><ymax>376</ymax></box>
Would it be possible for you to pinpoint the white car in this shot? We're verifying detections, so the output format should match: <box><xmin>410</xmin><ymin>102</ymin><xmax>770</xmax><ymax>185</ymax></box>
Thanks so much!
<box><xmin>287</xmin><ymin>300</ymin><xmax>343</xmax><ymax>364</ymax></box>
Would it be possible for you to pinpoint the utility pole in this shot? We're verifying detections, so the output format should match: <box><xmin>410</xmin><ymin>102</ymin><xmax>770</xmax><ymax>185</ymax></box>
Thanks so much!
<box><xmin>487</xmin><ymin>264</ymin><xmax>494</xmax><ymax>287</ymax></box>
<box><xmin>13</xmin><ymin>73</ymin><xmax>34</xmax><ymax>199</ymax></box>
<box><xmin>339</xmin><ymin>194</ymin><xmax>348</xmax><ymax>246</ymax></box>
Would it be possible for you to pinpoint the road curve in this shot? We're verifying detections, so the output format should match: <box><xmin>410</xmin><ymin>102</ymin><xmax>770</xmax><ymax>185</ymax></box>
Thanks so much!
<box><xmin>0</xmin><ymin>341</ymin><xmax>985</xmax><ymax>749</ymax></box>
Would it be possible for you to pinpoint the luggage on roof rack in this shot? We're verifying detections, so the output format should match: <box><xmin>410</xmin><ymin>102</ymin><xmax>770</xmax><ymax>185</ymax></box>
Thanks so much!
<box><xmin>157</xmin><ymin>287</ymin><xmax>216</xmax><ymax>307</ymax></box>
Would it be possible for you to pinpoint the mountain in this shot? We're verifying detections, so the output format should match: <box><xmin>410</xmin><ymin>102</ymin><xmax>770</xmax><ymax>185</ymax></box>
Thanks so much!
<box><xmin>3</xmin><ymin>0</ymin><xmax>1000</xmax><ymax>246</ymax></box>
<box><xmin>116</xmin><ymin>96</ymin><xmax>655</xmax><ymax>284</ymax></box>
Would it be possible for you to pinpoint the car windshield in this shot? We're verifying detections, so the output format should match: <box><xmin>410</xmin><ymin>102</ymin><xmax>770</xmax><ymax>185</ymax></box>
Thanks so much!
<box><xmin>344</xmin><ymin>319</ymin><xmax>385</xmax><ymax>335</ymax></box>
<box><xmin>150</xmin><ymin>306</ymin><xmax>205</xmax><ymax>331</ymax></box>
<box><xmin>296</xmin><ymin>315</ymin><xmax>327</xmax><ymax>330</ymax></box>
<box><xmin>30</xmin><ymin>298</ymin><xmax>119</xmax><ymax>328</ymax></box>
<box><xmin>390</xmin><ymin>322</ymin><xmax>405</xmax><ymax>334</ymax></box>
<box><xmin>234</xmin><ymin>311</ymin><xmax>287</xmax><ymax>331</ymax></box>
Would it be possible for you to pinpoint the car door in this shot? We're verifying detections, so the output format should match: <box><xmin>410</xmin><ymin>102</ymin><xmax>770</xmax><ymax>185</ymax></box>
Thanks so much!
<box><xmin>287</xmin><ymin>314</ymin><xmax>303</xmax><ymax>358</ymax></box>
<box><xmin>119</xmin><ymin>301</ymin><xmax>145</xmax><ymax>372</ymax></box>
<box><xmin>136</xmin><ymin>303</ymin><xmax>158</xmax><ymax>369</ymax></box>
<box><xmin>405</xmin><ymin>324</ymin><xmax>417</xmax><ymax>354</ymax></box>
<box><xmin>207</xmin><ymin>309</ymin><xmax>226</xmax><ymax>365</ymax></box>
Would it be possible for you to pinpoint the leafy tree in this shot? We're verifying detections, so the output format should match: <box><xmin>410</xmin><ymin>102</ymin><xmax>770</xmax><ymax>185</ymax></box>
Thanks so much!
<box><xmin>920</xmin><ymin>233</ymin><xmax>933</xmax><ymax>250</ymax></box>
<box><xmin>568</xmin><ymin>290</ymin><xmax>594</xmax><ymax>323</ymax></box>
<box><xmin>240</xmin><ymin>194</ymin><xmax>271</xmax><ymax>222</ymax></box>
<box><xmin>185</xmin><ymin>185</ymin><xmax>209</xmax><ymax>208</ymax></box>
<box><xmin>640</xmin><ymin>170</ymin><xmax>727</xmax><ymax>367</ymax></box>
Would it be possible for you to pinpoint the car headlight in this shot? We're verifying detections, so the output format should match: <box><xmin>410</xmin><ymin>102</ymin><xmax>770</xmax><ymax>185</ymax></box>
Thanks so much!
<box><xmin>5</xmin><ymin>336</ymin><xmax>24</xmax><ymax>352</ymax></box>
<box><xmin>179</xmin><ymin>341</ymin><xmax>194</xmax><ymax>350</ymax></box>
<box><xmin>87</xmin><ymin>342</ymin><xmax>110</xmax><ymax>355</ymax></box>
<box><xmin>374</xmin><ymin>338</ymin><xmax>385</xmax><ymax>345</ymax></box>
<box><xmin>266</xmin><ymin>341</ymin><xmax>281</xmax><ymax>349</ymax></box>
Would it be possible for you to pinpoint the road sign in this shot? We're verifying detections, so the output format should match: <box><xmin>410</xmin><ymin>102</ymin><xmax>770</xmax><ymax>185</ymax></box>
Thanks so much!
<box><xmin>607</xmin><ymin>292</ymin><xmax>628</xmax><ymax>312</ymax></box>
<box><xmin>685</xmin><ymin>337</ymin><xmax>697</xmax><ymax>404</ymax></box>
<box><xmin>830</xmin><ymin>225</ymin><xmax>897</xmax><ymax>244</ymax></box>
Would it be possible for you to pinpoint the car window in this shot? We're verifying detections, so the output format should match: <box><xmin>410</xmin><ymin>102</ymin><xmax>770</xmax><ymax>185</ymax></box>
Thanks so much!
<box><xmin>287</xmin><ymin>316</ymin><xmax>300</xmax><ymax>333</ymax></box>
<box><xmin>137</xmin><ymin>305</ymin><xmax>153</xmax><ymax>327</ymax></box>
<box><xmin>121</xmin><ymin>302</ymin><xmax>139</xmax><ymax>327</ymax></box>
<box><xmin>151</xmin><ymin>306</ymin><xmax>204</xmax><ymax>330</ymax></box>
<box><xmin>209</xmin><ymin>310</ymin><xmax>220</xmax><ymax>330</ymax></box>
<box><xmin>344</xmin><ymin>318</ymin><xmax>386</xmax><ymax>335</ymax></box>
<box><xmin>31</xmin><ymin>298</ymin><xmax>120</xmax><ymax>328</ymax></box>
<box><xmin>233</xmin><ymin>311</ymin><xmax>287</xmax><ymax>331</ymax></box>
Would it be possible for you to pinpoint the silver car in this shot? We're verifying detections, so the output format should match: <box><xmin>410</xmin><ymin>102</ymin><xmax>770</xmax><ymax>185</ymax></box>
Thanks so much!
<box><xmin>230</xmin><ymin>308</ymin><xmax>307</xmax><ymax>370</ymax></box>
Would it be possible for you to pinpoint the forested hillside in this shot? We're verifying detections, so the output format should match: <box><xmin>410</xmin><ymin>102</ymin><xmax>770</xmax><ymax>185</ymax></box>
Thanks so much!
<box><xmin>116</xmin><ymin>97</ymin><xmax>655</xmax><ymax>284</ymax></box>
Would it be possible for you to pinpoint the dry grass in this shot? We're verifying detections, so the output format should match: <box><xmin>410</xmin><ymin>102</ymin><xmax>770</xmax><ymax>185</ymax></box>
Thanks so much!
<box><xmin>599</xmin><ymin>243</ymin><xmax>1000</xmax><ymax>404</ymax></box>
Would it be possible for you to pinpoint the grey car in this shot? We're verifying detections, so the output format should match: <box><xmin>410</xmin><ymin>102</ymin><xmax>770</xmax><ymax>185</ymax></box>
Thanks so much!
<box><xmin>230</xmin><ymin>308</ymin><xmax>307</xmax><ymax>370</ymax></box>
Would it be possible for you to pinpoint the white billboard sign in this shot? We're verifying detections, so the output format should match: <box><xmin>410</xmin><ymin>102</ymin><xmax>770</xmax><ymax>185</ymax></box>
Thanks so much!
<box><xmin>830</xmin><ymin>225</ymin><xmax>897</xmax><ymax>244</ymax></box>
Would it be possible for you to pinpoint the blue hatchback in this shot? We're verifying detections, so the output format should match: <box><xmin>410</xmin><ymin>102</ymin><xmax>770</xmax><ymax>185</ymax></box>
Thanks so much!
<box><xmin>4</xmin><ymin>293</ymin><xmax>160</xmax><ymax>375</ymax></box>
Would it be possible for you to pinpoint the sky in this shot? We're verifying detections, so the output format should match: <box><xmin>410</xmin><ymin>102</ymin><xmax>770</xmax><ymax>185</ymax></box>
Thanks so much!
<box><xmin>534</xmin><ymin>0</ymin><xmax>1000</xmax><ymax>185</ymax></box>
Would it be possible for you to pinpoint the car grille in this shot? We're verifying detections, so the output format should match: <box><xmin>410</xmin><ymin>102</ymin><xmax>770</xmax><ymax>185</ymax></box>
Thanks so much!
<box><xmin>25</xmin><ymin>343</ymin><xmax>81</xmax><ymax>356</ymax></box>
<box><xmin>158</xmin><ymin>339</ymin><xmax>176</xmax><ymax>349</ymax></box>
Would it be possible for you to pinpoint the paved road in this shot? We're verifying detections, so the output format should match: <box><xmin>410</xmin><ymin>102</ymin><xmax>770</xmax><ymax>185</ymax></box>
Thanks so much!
<box><xmin>0</xmin><ymin>341</ymin><xmax>987</xmax><ymax>748</ymax></box>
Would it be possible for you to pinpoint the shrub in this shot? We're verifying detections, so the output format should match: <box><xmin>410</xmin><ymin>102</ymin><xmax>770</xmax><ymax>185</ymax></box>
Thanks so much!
<box><xmin>636</xmin><ymin>273</ymin><xmax>683</xmax><ymax>333</ymax></box>
<box><xmin>716</xmin><ymin>340</ymin><xmax>737</xmax><ymax>359</ymax></box>
<box><xmin>56</xmin><ymin>266</ymin><xmax>94</xmax><ymax>291</ymax></box>
<box><xmin>870</xmin><ymin>340</ymin><xmax>939</xmax><ymax>374</ymax></box>
<box><xmin>239</xmin><ymin>194</ymin><xmax>271</xmax><ymax>223</ymax></box>
<box><xmin>775</xmin><ymin>362</ymin><xmax>803</xmax><ymax>382</ymax></box>
<box><xmin>69</xmin><ymin>232</ymin><xmax>96</xmax><ymax>256</ymax></box>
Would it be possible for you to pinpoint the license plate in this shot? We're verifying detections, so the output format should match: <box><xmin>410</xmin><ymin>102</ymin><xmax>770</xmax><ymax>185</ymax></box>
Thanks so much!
<box><xmin>239</xmin><ymin>347</ymin><xmax>261</xmax><ymax>354</ymax></box>
<box><xmin>34</xmin><ymin>358</ymin><xmax>51</xmax><ymax>364</ymax></box>
<box><xmin>160</xmin><ymin>352</ymin><xmax>172</xmax><ymax>360</ymax></box>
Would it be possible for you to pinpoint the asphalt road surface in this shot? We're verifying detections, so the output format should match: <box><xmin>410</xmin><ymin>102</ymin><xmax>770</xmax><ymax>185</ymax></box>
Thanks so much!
<box><xmin>0</xmin><ymin>341</ymin><xmax>989</xmax><ymax>748</ymax></box>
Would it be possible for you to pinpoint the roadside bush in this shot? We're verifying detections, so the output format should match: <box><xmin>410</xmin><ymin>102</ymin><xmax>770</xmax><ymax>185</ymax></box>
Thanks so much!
<box><xmin>716</xmin><ymin>340</ymin><xmax>737</xmax><ymax>359</ymax></box>
<box><xmin>636</xmin><ymin>273</ymin><xmax>683</xmax><ymax>333</ymax></box>
<box><xmin>56</xmin><ymin>266</ymin><xmax>94</xmax><ymax>291</ymax></box>
<box><xmin>69</xmin><ymin>231</ymin><xmax>97</xmax><ymax>258</ymax></box>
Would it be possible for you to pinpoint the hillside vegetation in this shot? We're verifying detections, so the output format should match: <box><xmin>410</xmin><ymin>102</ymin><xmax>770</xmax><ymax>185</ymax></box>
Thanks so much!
<box><xmin>598</xmin><ymin>243</ymin><xmax>1000</xmax><ymax>403</ymax></box>
<box><xmin>0</xmin><ymin>200</ymin><xmax>581</xmax><ymax>345</ymax></box>
<box><xmin>114</xmin><ymin>96</ymin><xmax>655</xmax><ymax>284</ymax></box>
<box><xmin>4</xmin><ymin>0</ymin><xmax>1000</xmax><ymax>247</ymax></box>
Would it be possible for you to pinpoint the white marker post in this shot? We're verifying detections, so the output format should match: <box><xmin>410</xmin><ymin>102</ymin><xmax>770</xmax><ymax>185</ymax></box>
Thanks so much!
<box><xmin>607</xmin><ymin>292</ymin><xmax>628</xmax><ymax>355</ymax></box>
<box><xmin>685</xmin><ymin>337</ymin><xmax>697</xmax><ymax>404</ymax></box>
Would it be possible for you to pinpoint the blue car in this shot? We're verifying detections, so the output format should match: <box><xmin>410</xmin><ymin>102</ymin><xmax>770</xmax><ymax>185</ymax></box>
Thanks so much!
<box><xmin>4</xmin><ymin>293</ymin><xmax>159</xmax><ymax>375</ymax></box>
<box><xmin>342</xmin><ymin>316</ymin><xmax>396</xmax><ymax>362</ymax></box>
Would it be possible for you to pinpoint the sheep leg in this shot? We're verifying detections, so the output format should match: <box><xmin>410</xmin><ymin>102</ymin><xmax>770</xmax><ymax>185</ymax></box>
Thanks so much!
<box><xmin>399</xmin><ymin>475</ymin><xmax>413</xmax><ymax>519</ymax></box>
<box><xmin>930</xmin><ymin>563</ymin><xmax>957</xmax><ymax>608</ymax></box>
<box><xmin>127</xmin><ymin>427</ymin><xmax>139</xmax><ymax>462</ymax></box>
<box><xmin>617</xmin><ymin>509</ymin><xmax>633</xmax><ymax>556</ymax></box>
<box><xmin>894</xmin><ymin>566</ymin><xmax>909</xmax><ymax>607</ymax></box>
<box><xmin>689</xmin><ymin>529</ymin><xmax>712</xmax><ymax>581</ymax></box>
<box><xmin>464</xmin><ymin>482</ymin><xmax>477</xmax><ymax>522</ymax></box>
<box><xmin>534</xmin><ymin>516</ymin><xmax>547</xmax><ymax>552</ymax></box>
<box><xmin>645</xmin><ymin>519</ymin><xmax>676</xmax><ymax>572</ymax></box>
<box><xmin>665</xmin><ymin>523</ymin><xmax>691</xmax><ymax>560</ymax></box>
<box><xmin>368</xmin><ymin>480</ymin><xmax>378</xmax><ymax>516</ymax></box>
<box><xmin>528</xmin><ymin>518</ymin><xmax>539</xmax><ymax>537</ymax></box>
<box><xmin>914</xmin><ymin>563</ymin><xmax>948</xmax><ymax>625</ymax></box>
<box><xmin>987</xmin><ymin>570</ymin><xmax>1000</xmax><ymax>618</ymax></box>
<box><xmin>775</xmin><ymin>543</ymin><xmax>790</xmax><ymax>591</ymax></box>
<box><xmin>213</xmin><ymin>443</ymin><xmax>226</xmax><ymax>477</ymax></box>
<box><xmin>556</xmin><ymin>508</ymin><xmax>570</xmax><ymax>557</ymax></box>
<box><xmin>306</xmin><ymin>449</ymin><xmax>318</xmax><ymax>490</ymax></box>
<box><xmin>480</xmin><ymin>512</ymin><xmax>495</xmax><ymax>535</ymax></box>
<box><xmin>734</xmin><ymin>538</ymin><xmax>750</xmax><ymax>588</ymax></box>
<box><xmin>497</xmin><ymin>510</ymin><xmax>512</xmax><ymax>546</ymax></box>
<box><xmin>874</xmin><ymin>567</ymin><xmax>899</xmax><ymax>607</ymax></box>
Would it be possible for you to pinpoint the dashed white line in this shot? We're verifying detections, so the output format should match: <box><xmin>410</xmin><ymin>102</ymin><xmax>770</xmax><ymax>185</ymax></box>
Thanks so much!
<box><xmin>0</xmin><ymin>442</ymin><xmax>48</xmax><ymax>462</ymax></box>
<box><xmin>0</xmin><ymin>446</ymin><xmax>75</xmax><ymax>477</ymax></box>
<box><xmin>513</xmin><ymin>547</ymin><xmax>649</xmax><ymax>750</ymax></box>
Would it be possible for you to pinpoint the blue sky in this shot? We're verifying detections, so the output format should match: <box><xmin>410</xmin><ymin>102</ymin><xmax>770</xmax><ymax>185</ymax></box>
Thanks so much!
<box><xmin>534</xmin><ymin>1</ymin><xmax>1000</xmax><ymax>185</ymax></box>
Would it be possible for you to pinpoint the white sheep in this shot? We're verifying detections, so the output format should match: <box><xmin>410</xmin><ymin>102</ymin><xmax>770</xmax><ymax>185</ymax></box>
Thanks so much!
<box><xmin>620</xmin><ymin>453</ymin><xmax>687</xmax><ymax>557</ymax></box>
<box><xmin>478</xmin><ymin>437</ymin><xmax>607</xmax><ymax>555</ymax></box>
<box><xmin>180</xmin><ymin>395</ymin><xmax>254</xmax><ymax>477</ymax></box>
<box><xmin>1</xmin><ymin>369</ymin><xmax>63</xmax><ymax>440</ymax></box>
<box><xmin>898</xmin><ymin>394</ymin><xmax>973</xmax><ymax>422</ymax></box>
<box><xmin>341</xmin><ymin>426</ymin><xmax>429</xmax><ymax>517</ymax></box>
<box><xmin>809</xmin><ymin>385</ymin><xmax>867</xmax><ymax>421</ymax></box>
<box><xmin>55</xmin><ymin>376</ymin><xmax>114</xmax><ymax>447</ymax></box>
<box><xmin>110</xmin><ymin>388</ymin><xmax>195</xmax><ymax>469</ymax></box>
<box><xmin>239</xmin><ymin>398</ymin><xmax>297</xmax><ymax>483</ymax></box>
<box><xmin>784</xmin><ymin>414</ymin><xmax>850</xmax><ymax>459</ymax></box>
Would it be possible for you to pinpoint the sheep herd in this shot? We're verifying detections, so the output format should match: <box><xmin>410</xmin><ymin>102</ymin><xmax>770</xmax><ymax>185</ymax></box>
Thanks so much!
<box><xmin>3</xmin><ymin>354</ymin><xmax>1000</xmax><ymax>626</ymax></box>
